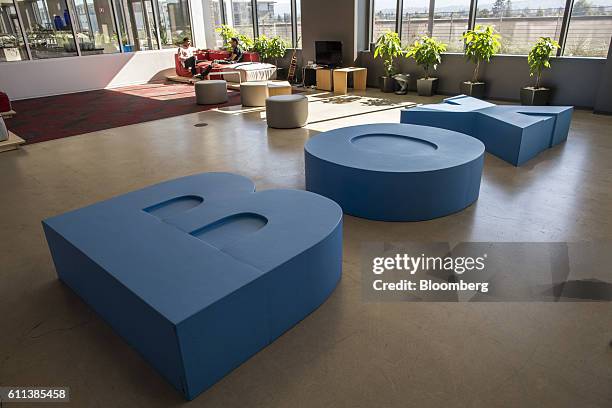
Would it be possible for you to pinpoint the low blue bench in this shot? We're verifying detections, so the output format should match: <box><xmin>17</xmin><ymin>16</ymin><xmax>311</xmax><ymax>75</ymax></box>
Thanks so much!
<box><xmin>305</xmin><ymin>123</ymin><xmax>485</xmax><ymax>221</ymax></box>
<box><xmin>400</xmin><ymin>95</ymin><xmax>573</xmax><ymax>166</ymax></box>
<box><xmin>43</xmin><ymin>173</ymin><xmax>343</xmax><ymax>400</ymax></box>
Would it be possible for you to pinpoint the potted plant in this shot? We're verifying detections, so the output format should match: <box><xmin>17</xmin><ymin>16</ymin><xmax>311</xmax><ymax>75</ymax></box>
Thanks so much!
<box><xmin>215</xmin><ymin>25</ymin><xmax>253</xmax><ymax>51</ymax></box>
<box><xmin>254</xmin><ymin>35</ymin><xmax>286</xmax><ymax>61</ymax></box>
<box><xmin>216</xmin><ymin>24</ymin><xmax>237</xmax><ymax>49</ymax></box>
<box><xmin>238</xmin><ymin>34</ymin><xmax>254</xmax><ymax>52</ymax></box>
<box><xmin>461</xmin><ymin>25</ymin><xmax>501</xmax><ymax>98</ymax></box>
<box><xmin>405</xmin><ymin>35</ymin><xmax>447</xmax><ymax>96</ymax></box>
<box><xmin>374</xmin><ymin>31</ymin><xmax>403</xmax><ymax>92</ymax></box>
<box><xmin>268</xmin><ymin>36</ymin><xmax>288</xmax><ymax>66</ymax></box>
<box><xmin>521</xmin><ymin>37</ymin><xmax>560</xmax><ymax>105</ymax></box>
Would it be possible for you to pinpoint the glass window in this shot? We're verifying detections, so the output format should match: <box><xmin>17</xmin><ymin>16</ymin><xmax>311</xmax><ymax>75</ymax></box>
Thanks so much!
<box><xmin>564</xmin><ymin>1</ymin><xmax>612</xmax><ymax>57</ymax></box>
<box><xmin>432</xmin><ymin>0</ymin><xmax>470</xmax><ymax>52</ymax></box>
<box><xmin>156</xmin><ymin>0</ymin><xmax>191</xmax><ymax>49</ymax></box>
<box><xmin>476</xmin><ymin>0</ymin><xmax>566</xmax><ymax>55</ymax></box>
<box><xmin>256</xmin><ymin>0</ymin><xmax>291</xmax><ymax>44</ymax></box>
<box><xmin>0</xmin><ymin>0</ymin><xmax>28</xmax><ymax>61</ymax></box>
<box><xmin>114</xmin><ymin>0</ymin><xmax>159</xmax><ymax>51</ymax></box>
<box><xmin>202</xmin><ymin>0</ymin><xmax>222</xmax><ymax>48</ymax></box>
<box><xmin>224</xmin><ymin>0</ymin><xmax>254</xmax><ymax>37</ymax></box>
<box><xmin>401</xmin><ymin>0</ymin><xmax>430</xmax><ymax>46</ymax></box>
<box><xmin>68</xmin><ymin>0</ymin><xmax>120</xmax><ymax>54</ymax></box>
<box><xmin>15</xmin><ymin>0</ymin><xmax>78</xmax><ymax>59</ymax></box>
<box><xmin>372</xmin><ymin>0</ymin><xmax>397</xmax><ymax>41</ymax></box>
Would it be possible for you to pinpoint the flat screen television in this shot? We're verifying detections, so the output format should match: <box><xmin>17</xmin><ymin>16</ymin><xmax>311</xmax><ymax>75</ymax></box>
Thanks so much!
<box><xmin>315</xmin><ymin>41</ymin><xmax>343</xmax><ymax>68</ymax></box>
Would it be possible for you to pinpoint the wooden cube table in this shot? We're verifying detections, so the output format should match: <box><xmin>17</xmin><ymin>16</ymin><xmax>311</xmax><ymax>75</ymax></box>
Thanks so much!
<box><xmin>333</xmin><ymin>67</ymin><xmax>367</xmax><ymax>94</ymax></box>
<box><xmin>267</xmin><ymin>80</ymin><xmax>292</xmax><ymax>97</ymax></box>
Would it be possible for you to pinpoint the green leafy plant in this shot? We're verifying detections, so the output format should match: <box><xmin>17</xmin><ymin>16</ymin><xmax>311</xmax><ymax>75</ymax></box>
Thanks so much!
<box><xmin>253</xmin><ymin>35</ymin><xmax>270</xmax><ymax>60</ymax></box>
<box><xmin>462</xmin><ymin>25</ymin><xmax>501</xmax><ymax>83</ymax></box>
<box><xmin>238</xmin><ymin>34</ymin><xmax>254</xmax><ymax>51</ymax></box>
<box><xmin>374</xmin><ymin>31</ymin><xmax>403</xmax><ymax>77</ymax></box>
<box><xmin>215</xmin><ymin>25</ymin><xmax>253</xmax><ymax>51</ymax></box>
<box><xmin>527</xmin><ymin>37</ymin><xmax>560</xmax><ymax>89</ymax></box>
<box><xmin>215</xmin><ymin>24</ymin><xmax>237</xmax><ymax>49</ymax></box>
<box><xmin>253</xmin><ymin>35</ymin><xmax>288</xmax><ymax>64</ymax></box>
<box><xmin>267</xmin><ymin>36</ymin><xmax>288</xmax><ymax>64</ymax></box>
<box><xmin>405</xmin><ymin>35</ymin><xmax>447</xmax><ymax>79</ymax></box>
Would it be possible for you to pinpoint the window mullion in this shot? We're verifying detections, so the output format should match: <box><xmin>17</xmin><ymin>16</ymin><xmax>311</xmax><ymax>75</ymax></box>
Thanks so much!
<box><xmin>220</xmin><ymin>0</ymin><xmax>226</xmax><ymax>24</ymax></box>
<box><xmin>65</xmin><ymin>0</ymin><xmax>82</xmax><ymax>56</ymax></box>
<box><xmin>368</xmin><ymin>0</ymin><xmax>374</xmax><ymax>44</ymax></box>
<box><xmin>252</xmin><ymin>0</ymin><xmax>258</xmax><ymax>37</ymax></box>
<box><xmin>151</xmin><ymin>0</ymin><xmax>163</xmax><ymax>49</ymax></box>
<box><xmin>396</xmin><ymin>0</ymin><xmax>403</xmax><ymax>37</ymax></box>
<box><xmin>428</xmin><ymin>0</ymin><xmax>435</xmax><ymax>36</ymax></box>
<box><xmin>109</xmin><ymin>0</ymin><xmax>124</xmax><ymax>52</ymax></box>
<box><xmin>11</xmin><ymin>0</ymin><xmax>32</xmax><ymax>60</ymax></box>
<box><xmin>290</xmin><ymin>0</ymin><xmax>297</xmax><ymax>48</ymax></box>
<box><xmin>467</xmin><ymin>0</ymin><xmax>477</xmax><ymax>30</ymax></box>
<box><xmin>557</xmin><ymin>0</ymin><xmax>575</xmax><ymax>56</ymax></box>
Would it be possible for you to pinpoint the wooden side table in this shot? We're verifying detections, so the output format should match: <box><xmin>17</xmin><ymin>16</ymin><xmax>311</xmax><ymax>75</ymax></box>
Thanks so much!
<box><xmin>333</xmin><ymin>67</ymin><xmax>367</xmax><ymax>94</ymax></box>
<box><xmin>0</xmin><ymin>131</ymin><xmax>25</xmax><ymax>153</ymax></box>
<box><xmin>315</xmin><ymin>68</ymin><xmax>333</xmax><ymax>91</ymax></box>
<box><xmin>267</xmin><ymin>80</ymin><xmax>292</xmax><ymax>97</ymax></box>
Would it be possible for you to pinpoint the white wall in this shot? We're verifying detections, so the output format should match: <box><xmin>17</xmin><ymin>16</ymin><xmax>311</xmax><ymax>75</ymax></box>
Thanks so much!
<box><xmin>0</xmin><ymin>49</ymin><xmax>178</xmax><ymax>100</ymax></box>
<box><xmin>301</xmin><ymin>0</ymin><xmax>358</xmax><ymax>65</ymax></box>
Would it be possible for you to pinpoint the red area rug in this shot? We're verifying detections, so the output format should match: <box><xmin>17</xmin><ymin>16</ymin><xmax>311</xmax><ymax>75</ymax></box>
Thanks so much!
<box><xmin>5</xmin><ymin>82</ymin><xmax>241</xmax><ymax>144</ymax></box>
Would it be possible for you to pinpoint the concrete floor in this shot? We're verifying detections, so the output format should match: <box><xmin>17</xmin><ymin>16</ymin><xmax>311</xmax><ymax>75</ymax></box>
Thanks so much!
<box><xmin>1</xmin><ymin>89</ymin><xmax>611</xmax><ymax>407</ymax></box>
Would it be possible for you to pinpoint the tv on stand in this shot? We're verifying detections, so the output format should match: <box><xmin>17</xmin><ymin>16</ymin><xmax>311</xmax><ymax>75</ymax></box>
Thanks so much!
<box><xmin>315</xmin><ymin>41</ymin><xmax>343</xmax><ymax>68</ymax></box>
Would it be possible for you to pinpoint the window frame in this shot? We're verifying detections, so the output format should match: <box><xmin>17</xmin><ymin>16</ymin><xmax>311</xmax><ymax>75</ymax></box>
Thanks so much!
<box><xmin>0</xmin><ymin>0</ymin><xmax>195</xmax><ymax>62</ymax></box>
<box><xmin>217</xmin><ymin>0</ymin><xmax>301</xmax><ymax>48</ymax></box>
<box><xmin>368</xmin><ymin>0</ymin><xmax>611</xmax><ymax>58</ymax></box>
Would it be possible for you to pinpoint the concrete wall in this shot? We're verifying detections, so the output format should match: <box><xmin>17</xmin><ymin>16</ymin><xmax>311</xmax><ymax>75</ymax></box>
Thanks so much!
<box><xmin>594</xmin><ymin>42</ymin><xmax>612</xmax><ymax>114</ymax></box>
<box><xmin>301</xmin><ymin>0</ymin><xmax>358</xmax><ymax>66</ymax></box>
<box><xmin>0</xmin><ymin>50</ymin><xmax>176</xmax><ymax>100</ymax></box>
<box><xmin>358</xmin><ymin>51</ymin><xmax>606</xmax><ymax>108</ymax></box>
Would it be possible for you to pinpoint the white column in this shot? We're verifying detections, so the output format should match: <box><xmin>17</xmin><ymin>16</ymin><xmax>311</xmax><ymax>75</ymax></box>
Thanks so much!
<box><xmin>190</xmin><ymin>0</ymin><xmax>208</xmax><ymax>48</ymax></box>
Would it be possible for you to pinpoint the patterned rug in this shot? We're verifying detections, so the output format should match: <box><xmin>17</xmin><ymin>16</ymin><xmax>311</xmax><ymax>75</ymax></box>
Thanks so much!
<box><xmin>5</xmin><ymin>82</ymin><xmax>241</xmax><ymax>144</ymax></box>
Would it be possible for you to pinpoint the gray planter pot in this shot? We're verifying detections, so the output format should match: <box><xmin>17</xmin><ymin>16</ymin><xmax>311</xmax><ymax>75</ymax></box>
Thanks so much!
<box><xmin>380</xmin><ymin>76</ymin><xmax>397</xmax><ymax>93</ymax></box>
<box><xmin>393</xmin><ymin>73</ymin><xmax>410</xmax><ymax>95</ymax></box>
<box><xmin>460</xmin><ymin>81</ymin><xmax>486</xmax><ymax>99</ymax></box>
<box><xmin>417</xmin><ymin>78</ymin><xmax>439</xmax><ymax>96</ymax></box>
<box><xmin>520</xmin><ymin>87</ymin><xmax>551</xmax><ymax>105</ymax></box>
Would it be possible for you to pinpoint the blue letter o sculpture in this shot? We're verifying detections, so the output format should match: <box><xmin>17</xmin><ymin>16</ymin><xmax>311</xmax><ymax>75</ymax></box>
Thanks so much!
<box><xmin>305</xmin><ymin>123</ymin><xmax>485</xmax><ymax>221</ymax></box>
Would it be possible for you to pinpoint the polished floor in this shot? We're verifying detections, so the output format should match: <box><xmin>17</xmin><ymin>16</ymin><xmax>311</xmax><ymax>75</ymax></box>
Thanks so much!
<box><xmin>1</xmin><ymin>89</ymin><xmax>611</xmax><ymax>408</ymax></box>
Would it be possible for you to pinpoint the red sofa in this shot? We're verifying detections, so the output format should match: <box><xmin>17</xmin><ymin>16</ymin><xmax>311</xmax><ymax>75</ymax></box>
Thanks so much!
<box><xmin>174</xmin><ymin>50</ymin><xmax>260</xmax><ymax>78</ymax></box>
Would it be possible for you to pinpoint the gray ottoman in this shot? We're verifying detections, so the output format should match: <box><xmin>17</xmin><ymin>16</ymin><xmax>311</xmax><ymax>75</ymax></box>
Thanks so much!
<box><xmin>195</xmin><ymin>80</ymin><xmax>228</xmax><ymax>105</ymax></box>
<box><xmin>240</xmin><ymin>81</ymin><xmax>268</xmax><ymax>107</ymax></box>
<box><xmin>266</xmin><ymin>95</ymin><xmax>309</xmax><ymax>129</ymax></box>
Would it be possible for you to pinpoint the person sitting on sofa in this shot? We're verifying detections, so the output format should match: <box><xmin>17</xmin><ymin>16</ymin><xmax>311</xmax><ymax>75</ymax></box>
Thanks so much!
<box><xmin>178</xmin><ymin>37</ymin><xmax>205</xmax><ymax>78</ymax></box>
<box><xmin>215</xmin><ymin>37</ymin><xmax>244</xmax><ymax>65</ymax></box>
<box><xmin>228</xmin><ymin>37</ymin><xmax>243</xmax><ymax>62</ymax></box>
